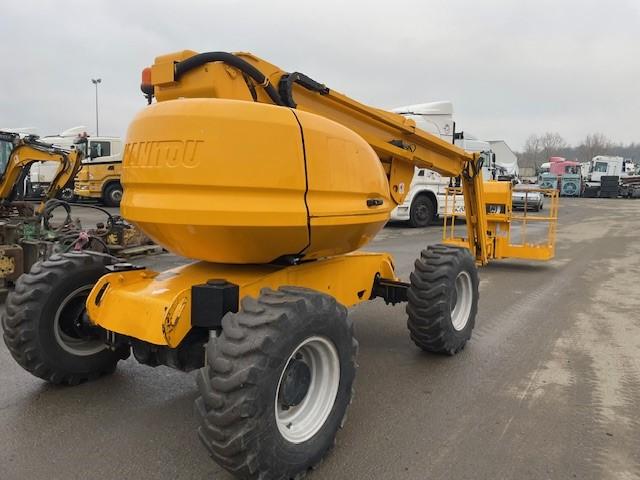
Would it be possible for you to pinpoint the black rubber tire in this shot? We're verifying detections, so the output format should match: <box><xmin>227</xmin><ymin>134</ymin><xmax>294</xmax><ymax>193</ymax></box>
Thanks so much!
<box><xmin>103</xmin><ymin>182</ymin><xmax>123</xmax><ymax>207</ymax></box>
<box><xmin>58</xmin><ymin>184</ymin><xmax>76</xmax><ymax>202</ymax></box>
<box><xmin>2</xmin><ymin>252</ymin><xmax>128</xmax><ymax>385</ymax></box>
<box><xmin>409</xmin><ymin>195</ymin><xmax>435</xmax><ymax>228</ymax></box>
<box><xmin>406</xmin><ymin>244</ymin><xmax>479</xmax><ymax>355</ymax></box>
<box><xmin>195</xmin><ymin>287</ymin><xmax>357</xmax><ymax>480</ymax></box>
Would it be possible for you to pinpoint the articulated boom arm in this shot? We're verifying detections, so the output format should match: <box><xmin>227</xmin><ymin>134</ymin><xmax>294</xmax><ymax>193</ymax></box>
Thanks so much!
<box><xmin>145</xmin><ymin>51</ymin><xmax>492</xmax><ymax>262</ymax></box>
<box><xmin>0</xmin><ymin>132</ymin><xmax>83</xmax><ymax>213</ymax></box>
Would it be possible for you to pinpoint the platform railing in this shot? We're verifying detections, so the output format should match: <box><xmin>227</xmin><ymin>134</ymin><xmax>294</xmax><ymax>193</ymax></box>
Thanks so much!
<box><xmin>443</xmin><ymin>185</ymin><xmax>559</xmax><ymax>261</ymax></box>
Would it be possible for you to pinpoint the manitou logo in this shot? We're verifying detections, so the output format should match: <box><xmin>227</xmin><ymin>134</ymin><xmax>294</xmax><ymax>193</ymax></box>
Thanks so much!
<box><xmin>124</xmin><ymin>140</ymin><xmax>203</xmax><ymax>168</ymax></box>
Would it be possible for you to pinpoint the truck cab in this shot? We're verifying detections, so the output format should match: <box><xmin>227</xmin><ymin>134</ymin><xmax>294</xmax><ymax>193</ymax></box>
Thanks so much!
<box><xmin>29</xmin><ymin>126</ymin><xmax>122</xmax><ymax>204</ymax></box>
<box><xmin>73</xmin><ymin>136</ymin><xmax>123</xmax><ymax>206</ymax></box>
<box><xmin>587</xmin><ymin>155</ymin><xmax>625</xmax><ymax>183</ymax></box>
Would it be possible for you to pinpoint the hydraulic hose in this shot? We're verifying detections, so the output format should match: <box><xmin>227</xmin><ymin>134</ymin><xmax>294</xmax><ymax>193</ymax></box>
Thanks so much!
<box><xmin>174</xmin><ymin>52</ymin><xmax>285</xmax><ymax>106</ymax></box>
<box><xmin>42</xmin><ymin>199</ymin><xmax>115</xmax><ymax>231</ymax></box>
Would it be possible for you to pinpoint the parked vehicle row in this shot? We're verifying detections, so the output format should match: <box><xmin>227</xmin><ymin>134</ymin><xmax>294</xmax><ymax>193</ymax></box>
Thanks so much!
<box><xmin>538</xmin><ymin>156</ymin><xmax>639</xmax><ymax>199</ymax></box>
<box><xmin>27</xmin><ymin>126</ymin><xmax>123</xmax><ymax>206</ymax></box>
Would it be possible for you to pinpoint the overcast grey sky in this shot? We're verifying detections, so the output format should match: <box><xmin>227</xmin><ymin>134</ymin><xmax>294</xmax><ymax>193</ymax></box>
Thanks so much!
<box><xmin>1</xmin><ymin>0</ymin><xmax>639</xmax><ymax>150</ymax></box>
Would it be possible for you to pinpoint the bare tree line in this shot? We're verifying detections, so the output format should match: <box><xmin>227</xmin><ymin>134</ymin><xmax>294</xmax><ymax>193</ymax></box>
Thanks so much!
<box><xmin>518</xmin><ymin>132</ymin><xmax>640</xmax><ymax>168</ymax></box>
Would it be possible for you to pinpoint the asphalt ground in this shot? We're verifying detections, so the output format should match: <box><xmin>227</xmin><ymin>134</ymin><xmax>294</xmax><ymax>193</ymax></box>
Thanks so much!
<box><xmin>1</xmin><ymin>198</ymin><xmax>639</xmax><ymax>480</ymax></box>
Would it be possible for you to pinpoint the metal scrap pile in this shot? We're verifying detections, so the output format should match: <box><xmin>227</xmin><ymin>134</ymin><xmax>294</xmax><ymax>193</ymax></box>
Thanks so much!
<box><xmin>620</xmin><ymin>176</ymin><xmax>640</xmax><ymax>198</ymax></box>
<box><xmin>0</xmin><ymin>199</ymin><xmax>159</xmax><ymax>289</ymax></box>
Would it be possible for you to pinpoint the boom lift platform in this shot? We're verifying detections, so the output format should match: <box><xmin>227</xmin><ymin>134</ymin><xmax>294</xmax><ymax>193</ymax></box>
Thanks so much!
<box><xmin>3</xmin><ymin>51</ymin><xmax>558</xmax><ymax>480</ymax></box>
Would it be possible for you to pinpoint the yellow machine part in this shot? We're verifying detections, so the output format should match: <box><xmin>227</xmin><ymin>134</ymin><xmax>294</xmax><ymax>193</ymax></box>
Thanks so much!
<box><xmin>86</xmin><ymin>251</ymin><xmax>396</xmax><ymax>347</ymax></box>
<box><xmin>121</xmin><ymin>98</ymin><xmax>391</xmax><ymax>264</ymax></box>
<box><xmin>444</xmin><ymin>181</ymin><xmax>558</xmax><ymax>261</ymax></box>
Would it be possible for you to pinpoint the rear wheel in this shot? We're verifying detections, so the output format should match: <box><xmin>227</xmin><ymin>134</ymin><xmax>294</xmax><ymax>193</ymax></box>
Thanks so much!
<box><xmin>195</xmin><ymin>287</ymin><xmax>357</xmax><ymax>480</ymax></box>
<box><xmin>103</xmin><ymin>182</ymin><xmax>123</xmax><ymax>207</ymax></box>
<box><xmin>2</xmin><ymin>252</ymin><xmax>128</xmax><ymax>385</ymax></box>
<box><xmin>406</xmin><ymin>244</ymin><xmax>479</xmax><ymax>355</ymax></box>
<box><xmin>409</xmin><ymin>195</ymin><xmax>435</xmax><ymax>228</ymax></box>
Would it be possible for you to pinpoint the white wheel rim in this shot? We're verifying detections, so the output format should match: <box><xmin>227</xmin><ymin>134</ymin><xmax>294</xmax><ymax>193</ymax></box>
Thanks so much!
<box><xmin>53</xmin><ymin>285</ymin><xmax>107</xmax><ymax>356</ymax></box>
<box><xmin>451</xmin><ymin>271</ymin><xmax>473</xmax><ymax>331</ymax></box>
<box><xmin>275</xmin><ymin>336</ymin><xmax>340</xmax><ymax>444</ymax></box>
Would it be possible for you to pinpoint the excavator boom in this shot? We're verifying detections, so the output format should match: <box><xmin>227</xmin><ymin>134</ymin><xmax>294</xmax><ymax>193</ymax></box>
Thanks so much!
<box><xmin>0</xmin><ymin>131</ymin><xmax>83</xmax><ymax>212</ymax></box>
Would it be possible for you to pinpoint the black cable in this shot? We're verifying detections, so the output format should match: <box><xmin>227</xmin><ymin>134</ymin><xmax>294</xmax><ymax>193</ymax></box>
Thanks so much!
<box><xmin>174</xmin><ymin>52</ymin><xmax>285</xmax><ymax>106</ymax></box>
<box><xmin>67</xmin><ymin>202</ymin><xmax>115</xmax><ymax>224</ymax></box>
<box><xmin>278</xmin><ymin>72</ymin><xmax>329</xmax><ymax>108</ymax></box>
<box><xmin>42</xmin><ymin>199</ymin><xmax>117</xmax><ymax>237</ymax></box>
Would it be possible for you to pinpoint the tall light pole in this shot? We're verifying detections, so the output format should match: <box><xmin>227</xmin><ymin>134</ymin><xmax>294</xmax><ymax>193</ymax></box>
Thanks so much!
<box><xmin>91</xmin><ymin>78</ymin><xmax>101</xmax><ymax>136</ymax></box>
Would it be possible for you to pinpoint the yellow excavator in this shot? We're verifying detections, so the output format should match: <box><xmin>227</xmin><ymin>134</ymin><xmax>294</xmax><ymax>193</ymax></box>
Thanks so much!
<box><xmin>0</xmin><ymin>131</ymin><xmax>84</xmax><ymax>282</ymax></box>
<box><xmin>2</xmin><ymin>51</ymin><xmax>558</xmax><ymax>479</ymax></box>
<box><xmin>0</xmin><ymin>131</ymin><xmax>83</xmax><ymax>211</ymax></box>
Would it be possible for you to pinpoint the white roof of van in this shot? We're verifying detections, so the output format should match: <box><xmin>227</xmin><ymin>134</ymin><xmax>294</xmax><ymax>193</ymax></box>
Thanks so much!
<box><xmin>59</xmin><ymin>126</ymin><xmax>89</xmax><ymax>137</ymax></box>
<box><xmin>391</xmin><ymin>101</ymin><xmax>453</xmax><ymax>116</ymax></box>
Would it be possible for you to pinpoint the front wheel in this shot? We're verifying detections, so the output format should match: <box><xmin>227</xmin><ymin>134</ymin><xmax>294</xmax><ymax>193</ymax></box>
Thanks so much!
<box><xmin>103</xmin><ymin>182</ymin><xmax>123</xmax><ymax>207</ymax></box>
<box><xmin>2</xmin><ymin>252</ymin><xmax>129</xmax><ymax>385</ymax></box>
<box><xmin>195</xmin><ymin>287</ymin><xmax>357</xmax><ymax>480</ymax></box>
<box><xmin>406</xmin><ymin>244</ymin><xmax>479</xmax><ymax>355</ymax></box>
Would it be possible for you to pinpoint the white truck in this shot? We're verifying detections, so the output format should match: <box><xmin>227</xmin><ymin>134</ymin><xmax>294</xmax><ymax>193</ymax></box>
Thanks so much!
<box><xmin>586</xmin><ymin>155</ymin><xmax>634</xmax><ymax>183</ymax></box>
<box><xmin>582</xmin><ymin>155</ymin><xmax>639</xmax><ymax>198</ymax></box>
<box><xmin>29</xmin><ymin>126</ymin><xmax>122</xmax><ymax>201</ymax></box>
<box><xmin>389</xmin><ymin>101</ymin><xmax>500</xmax><ymax>227</ymax></box>
<box><xmin>488</xmin><ymin>140</ymin><xmax>519</xmax><ymax>178</ymax></box>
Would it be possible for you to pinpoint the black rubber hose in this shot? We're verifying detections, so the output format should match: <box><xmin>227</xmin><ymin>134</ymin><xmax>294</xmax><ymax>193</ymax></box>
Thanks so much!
<box><xmin>42</xmin><ymin>199</ymin><xmax>115</xmax><ymax>231</ymax></box>
<box><xmin>174</xmin><ymin>52</ymin><xmax>285</xmax><ymax>106</ymax></box>
<box><xmin>42</xmin><ymin>198</ymin><xmax>72</xmax><ymax>231</ymax></box>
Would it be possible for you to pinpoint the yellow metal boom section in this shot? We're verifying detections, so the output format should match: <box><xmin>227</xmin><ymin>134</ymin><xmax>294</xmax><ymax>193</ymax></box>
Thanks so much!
<box><xmin>0</xmin><ymin>133</ymin><xmax>83</xmax><ymax>213</ymax></box>
<box><xmin>148</xmin><ymin>50</ymin><xmax>492</xmax><ymax>264</ymax></box>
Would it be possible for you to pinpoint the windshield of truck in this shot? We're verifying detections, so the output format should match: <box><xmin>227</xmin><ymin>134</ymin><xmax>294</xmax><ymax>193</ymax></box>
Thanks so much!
<box><xmin>0</xmin><ymin>139</ymin><xmax>13</xmax><ymax>177</ymax></box>
<box><xmin>593</xmin><ymin>161</ymin><xmax>608</xmax><ymax>173</ymax></box>
<box><xmin>90</xmin><ymin>141</ymin><xmax>111</xmax><ymax>159</ymax></box>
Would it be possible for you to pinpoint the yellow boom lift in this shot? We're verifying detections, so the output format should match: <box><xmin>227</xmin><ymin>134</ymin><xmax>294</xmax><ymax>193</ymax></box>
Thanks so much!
<box><xmin>3</xmin><ymin>51</ymin><xmax>558</xmax><ymax>480</ymax></box>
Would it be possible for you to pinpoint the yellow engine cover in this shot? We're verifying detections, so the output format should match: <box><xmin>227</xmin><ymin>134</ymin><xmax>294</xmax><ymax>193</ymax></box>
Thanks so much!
<box><xmin>121</xmin><ymin>98</ymin><xmax>391</xmax><ymax>263</ymax></box>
